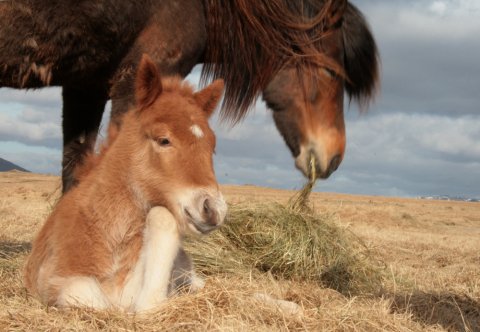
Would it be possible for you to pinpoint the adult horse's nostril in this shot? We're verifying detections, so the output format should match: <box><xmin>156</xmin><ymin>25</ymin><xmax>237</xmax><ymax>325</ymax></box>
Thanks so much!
<box><xmin>328</xmin><ymin>154</ymin><xmax>342</xmax><ymax>175</ymax></box>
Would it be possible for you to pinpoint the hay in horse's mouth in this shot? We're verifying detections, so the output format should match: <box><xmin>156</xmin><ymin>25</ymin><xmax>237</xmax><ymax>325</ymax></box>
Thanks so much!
<box><xmin>289</xmin><ymin>153</ymin><xmax>317</xmax><ymax>213</ymax></box>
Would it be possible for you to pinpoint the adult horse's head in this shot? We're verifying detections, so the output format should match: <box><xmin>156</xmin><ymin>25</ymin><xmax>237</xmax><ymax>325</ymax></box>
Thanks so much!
<box><xmin>263</xmin><ymin>67</ymin><xmax>345</xmax><ymax>179</ymax></box>
<box><xmin>262</xmin><ymin>2</ymin><xmax>379</xmax><ymax>179</ymax></box>
<box><xmin>202</xmin><ymin>0</ymin><xmax>379</xmax><ymax>180</ymax></box>
<box><xmin>126</xmin><ymin>55</ymin><xmax>227</xmax><ymax>235</ymax></box>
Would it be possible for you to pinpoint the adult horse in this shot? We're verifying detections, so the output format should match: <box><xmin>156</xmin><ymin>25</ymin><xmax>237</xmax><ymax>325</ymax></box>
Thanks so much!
<box><xmin>0</xmin><ymin>0</ymin><xmax>378</xmax><ymax>191</ymax></box>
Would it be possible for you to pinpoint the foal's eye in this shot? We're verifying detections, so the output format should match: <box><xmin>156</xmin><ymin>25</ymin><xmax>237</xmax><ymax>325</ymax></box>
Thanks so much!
<box><xmin>155</xmin><ymin>137</ymin><xmax>171</xmax><ymax>147</ymax></box>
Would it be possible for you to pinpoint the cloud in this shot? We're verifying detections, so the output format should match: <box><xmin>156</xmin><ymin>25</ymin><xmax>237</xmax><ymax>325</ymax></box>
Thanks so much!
<box><xmin>352</xmin><ymin>0</ymin><xmax>480</xmax><ymax>117</ymax></box>
<box><xmin>429</xmin><ymin>1</ymin><xmax>448</xmax><ymax>15</ymax></box>
<box><xmin>319</xmin><ymin>111</ymin><xmax>480</xmax><ymax>197</ymax></box>
<box><xmin>0</xmin><ymin>87</ymin><xmax>61</xmax><ymax>111</ymax></box>
<box><xmin>0</xmin><ymin>141</ymin><xmax>61</xmax><ymax>174</ymax></box>
<box><xmin>347</xmin><ymin>112</ymin><xmax>480</xmax><ymax>162</ymax></box>
<box><xmin>0</xmin><ymin>107</ymin><xmax>62</xmax><ymax>149</ymax></box>
<box><xmin>358</xmin><ymin>0</ymin><xmax>480</xmax><ymax>39</ymax></box>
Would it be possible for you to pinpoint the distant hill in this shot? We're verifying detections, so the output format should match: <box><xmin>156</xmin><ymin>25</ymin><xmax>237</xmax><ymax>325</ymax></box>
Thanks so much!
<box><xmin>418</xmin><ymin>195</ymin><xmax>479</xmax><ymax>203</ymax></box>
<box><xmin>0</xmin><ymin>158</ymin><xmax>30</xmax><ymax>172</ymax></box>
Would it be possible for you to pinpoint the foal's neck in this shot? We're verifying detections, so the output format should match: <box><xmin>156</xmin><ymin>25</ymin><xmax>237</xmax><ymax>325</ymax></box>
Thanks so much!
<box><xmin>82</xmin><ymin>142</ymin><xmax>149</xmax><ymax>238</ymax></box>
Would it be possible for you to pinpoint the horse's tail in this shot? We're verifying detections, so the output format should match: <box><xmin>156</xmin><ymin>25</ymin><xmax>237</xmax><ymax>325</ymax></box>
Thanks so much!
<box><xmin>342</xmin><ymin>3</ymin><xmax>380</xmax><ymax>110</ymax></box>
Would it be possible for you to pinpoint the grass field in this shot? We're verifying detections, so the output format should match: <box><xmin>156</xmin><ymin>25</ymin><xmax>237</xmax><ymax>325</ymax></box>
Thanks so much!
<box><xmin>0</xmin><ymin>171</ymin><xmax>479</xmax><ymax>331</ymax></box>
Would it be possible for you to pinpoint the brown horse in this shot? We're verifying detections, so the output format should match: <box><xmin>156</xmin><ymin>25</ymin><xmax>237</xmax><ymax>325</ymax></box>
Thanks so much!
<box><xmin>0</xmin><ymin>0</ymin><xmax>378</xmax><ymax>189</ymax></box>
<box><xmin>24</xmin><ymin>55</ymin><xmax>227</xmax><ymax>311</ymax></box>
<box><xmin>263</xmin><ymin>4</ymin><xmax>379</xmax><ymax>178</ymax></box>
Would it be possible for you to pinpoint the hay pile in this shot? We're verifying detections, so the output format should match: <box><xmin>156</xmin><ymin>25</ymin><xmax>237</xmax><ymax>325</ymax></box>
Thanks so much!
<box><xmin>185</xmin><ymin>203</ymin><xmax>383</xmax><ymax>295</ymax></box>
<box><xmin>186</xmin><ymin>156</ymin><xmax>383</xmax><ymax>295</ymax></box>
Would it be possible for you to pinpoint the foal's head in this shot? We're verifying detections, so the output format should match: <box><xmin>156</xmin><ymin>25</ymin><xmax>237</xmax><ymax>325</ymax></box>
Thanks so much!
<box><xmin>120</xmin><ymin>55</ymin><xmax>226</xmax><ymax>235</ymax></box>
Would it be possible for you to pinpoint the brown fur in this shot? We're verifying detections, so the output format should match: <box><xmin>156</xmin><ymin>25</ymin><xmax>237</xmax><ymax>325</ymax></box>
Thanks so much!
<box><xmin>202</xmin><ymin>0</ymin><xmax>348</xmax><ymax>122</ymax></box>
<box><xmin>73</xmin><ymin>124</ymin><xmax>118</xmax><ymax>182</ymax></box>
<box><xmin>0</xmin><ymin>0</ymin><xmax>379</xmax><ymax>191</ymax></box>
<box><xmin>262</xmin><ymin>1</ymin><xmax>379</xmax><ymax>178</ymax></box>
<box><xmin>24</xmin><ymin>55</ymin><xmax>225</xmax><ymax>308</ymax></box>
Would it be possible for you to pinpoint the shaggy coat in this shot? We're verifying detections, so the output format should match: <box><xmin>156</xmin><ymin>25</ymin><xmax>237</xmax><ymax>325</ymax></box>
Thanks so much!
<box><xmin>0</xmin><ymin>0</ymin><xmax>379</xmax><ymax>191</ymax></box>
<box><xmin>24</xmin><ymin>55</ymin><xmax>227</xmax><ymax>311</ymax></box>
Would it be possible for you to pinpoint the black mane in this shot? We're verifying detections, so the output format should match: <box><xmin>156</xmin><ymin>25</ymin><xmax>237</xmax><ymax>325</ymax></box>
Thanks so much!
<box><xmin>342</xmin><ymin>3</ymin><xmax>380</xmax><ymax>109</ymax></box>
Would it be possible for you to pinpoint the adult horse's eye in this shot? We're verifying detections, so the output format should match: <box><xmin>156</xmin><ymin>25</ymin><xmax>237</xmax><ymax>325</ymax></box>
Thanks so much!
<box><xmin>324</xmin><ymin>68</ymin><xmax>338</xmax><ymax>80</ymax></box>
<box><xmin>265</xmin><ymin>100</ymin><xmax>284</xmax><ymax>112</ymax></box>
<box><xmin>155</xmin><ymin>137</ymin><xmax>171</xmax><ymax>146</ymax></box>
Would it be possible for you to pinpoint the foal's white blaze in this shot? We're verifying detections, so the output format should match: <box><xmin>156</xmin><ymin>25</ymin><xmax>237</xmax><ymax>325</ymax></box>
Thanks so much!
<box><xmin>190</xmin><ymin>124</ymin><xmax>204</xmax><ymax>138</ymax></box>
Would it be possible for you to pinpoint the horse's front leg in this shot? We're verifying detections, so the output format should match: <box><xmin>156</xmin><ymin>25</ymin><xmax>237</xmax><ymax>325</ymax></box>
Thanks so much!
<box><xmin>61</xmin><ymin>85</ymin><xmax>108</xmax><ymax>192</ymax></box>
<box><xmin>122</xmin><ymin>206</ymin><xmax>181</xmax><ymax>312</ymax></box>
<box><xmin>169</xmin><ymin>247</ymin><xmax>205</xmax><ymax>295</ymax></box>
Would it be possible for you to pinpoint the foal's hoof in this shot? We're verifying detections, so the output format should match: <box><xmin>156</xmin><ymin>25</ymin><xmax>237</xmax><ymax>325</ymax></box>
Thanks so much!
<box><xmin>190</xmin><ymin>273</ymin><xmax>206</xmax><ymax>292</ymax></box>
<box><xmin>146</xmin><ymin>206</ymin><xmax>177</xmax><ymax>231</ymax></box>
<box><xmin>253</xmin><ymin>293</ymin><xmax>303</xmax><ymax>317</ymax></box>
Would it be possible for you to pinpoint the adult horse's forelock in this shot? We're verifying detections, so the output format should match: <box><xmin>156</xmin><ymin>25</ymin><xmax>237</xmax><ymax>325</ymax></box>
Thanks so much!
<box><xmin>201</xmin><ymin>0</ymin><xmax>348</xmax><ymax>123</ymax></box>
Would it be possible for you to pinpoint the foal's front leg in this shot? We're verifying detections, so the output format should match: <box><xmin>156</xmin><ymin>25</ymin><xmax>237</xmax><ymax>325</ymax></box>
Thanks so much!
<box><xmin>169</xmin><ymin>247</ymin><xmax>205</xmax><ymax>295</ymax></box>
<box><xmin>132</xmin><ymin>206</ymin><xmax>181</xmax><ymax>312</ymax></box>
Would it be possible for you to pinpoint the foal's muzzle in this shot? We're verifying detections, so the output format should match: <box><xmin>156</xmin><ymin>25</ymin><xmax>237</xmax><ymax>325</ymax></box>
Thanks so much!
<box><xmin>182</xmin><ymin>191</ymin><xmax>227</xmax><ymax>234</ymax></box>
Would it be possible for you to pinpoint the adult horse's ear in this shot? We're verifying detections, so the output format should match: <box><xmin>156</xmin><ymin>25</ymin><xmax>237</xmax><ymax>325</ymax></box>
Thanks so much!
<box><xmin>194</xmin><ymin>79</ymin><xmax>224</xmax><ymax>117</ymax></box>
<box><xmin>135</xmin><ymin>54</ymin><xmax>163</xmax><ymax>109</ymax></box>
<box><xmin>324</xmin><ymin>0</ymin><xmax>347</xmax><ymax>28</ymax></box>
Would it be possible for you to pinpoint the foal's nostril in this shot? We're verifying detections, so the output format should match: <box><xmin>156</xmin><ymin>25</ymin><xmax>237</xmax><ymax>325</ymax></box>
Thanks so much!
<box><xmin>202</xmin><ymin>198</ymin><xmax>217</xmax><ymax>225</ymax></box>
<box><xmin>203</xmin><ymin>199</ymin><xmax>210</xmax><ymax>214</ymax></box>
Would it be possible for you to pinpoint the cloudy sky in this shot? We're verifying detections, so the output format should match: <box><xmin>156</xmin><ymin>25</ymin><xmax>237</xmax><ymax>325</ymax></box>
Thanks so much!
<box><xmin>1</xmin><ymin>0</ymin><xmax>479</xmax><ymax>198</ymax></box>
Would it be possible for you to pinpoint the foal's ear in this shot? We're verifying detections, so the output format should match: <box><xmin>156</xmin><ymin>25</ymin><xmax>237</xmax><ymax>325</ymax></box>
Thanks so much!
<box><xmin>194</xmin><ymin>79</ymin><xmax>224</xmax><ymax>117</ymax></box>
<box><xmin>135</xmin><ymin>54</ymin><xmax>163</xmax><ymax>109</ymax></box>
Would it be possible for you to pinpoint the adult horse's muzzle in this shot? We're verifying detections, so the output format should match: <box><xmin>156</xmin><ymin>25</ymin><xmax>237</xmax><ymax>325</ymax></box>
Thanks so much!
<box><xmin>181</xmin><ymin>190</ymin><xmax>227</xmax><ymax>235</ymax></box>
<box><xmin>295</xmin><ymin>147</ymin><xmax>344</xmax><ymax>180</ymax></box>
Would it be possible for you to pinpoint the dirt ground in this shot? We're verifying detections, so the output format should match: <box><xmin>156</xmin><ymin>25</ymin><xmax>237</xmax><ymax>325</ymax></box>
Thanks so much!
<box><xmin>1</xmin><ymin>171</ymin><xmax>479</xmax><ymax>331</ymax></box>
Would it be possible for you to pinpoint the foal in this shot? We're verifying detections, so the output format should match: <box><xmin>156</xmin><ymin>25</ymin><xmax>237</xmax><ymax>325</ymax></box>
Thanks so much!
<box><xmin>24</xmin><ymin>55</ymin><xmax>227</xmax><ymax>312</ymax></box>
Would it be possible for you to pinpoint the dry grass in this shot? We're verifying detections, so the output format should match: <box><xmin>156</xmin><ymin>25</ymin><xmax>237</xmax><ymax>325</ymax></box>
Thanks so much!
<box><xmin>0</xmin><ymin>171</ymin><xmax>479</xmax><ymax>331</ymax></box>
<box><xmin>186</xmin><ymin>203</ymin><xmax>384</xmax><ymax>296</ymax></box>
<box><xmin>288</xmin><ymin>153</ymin><xmax>317</xmax><ymax>213</ymax></box>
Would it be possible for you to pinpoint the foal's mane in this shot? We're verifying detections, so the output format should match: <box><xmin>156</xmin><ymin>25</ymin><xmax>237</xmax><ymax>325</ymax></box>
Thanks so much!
<box><xmin>202</xmin><ymin>0</ymin><xmax>347</xmax><ymax>123</ymax></box>
<box><xmin>156</xmin><ymin>76</ymin><xmax>196</xmax><ymax>97</ymax></box>
<box><xmin>74</xmin><ymin>125</ymin><xmax>118</xmax><ymax>182</ymax></box>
